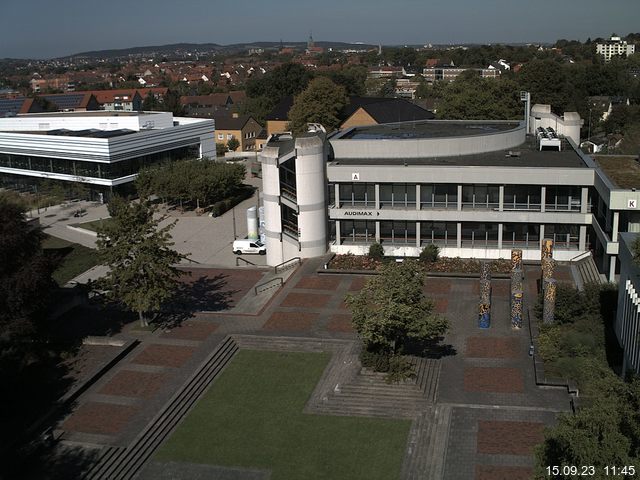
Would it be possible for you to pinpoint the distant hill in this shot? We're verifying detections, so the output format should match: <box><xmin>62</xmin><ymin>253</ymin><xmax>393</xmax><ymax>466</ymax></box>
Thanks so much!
<box><xmin>63</xmin><ymin>41</ymin><xmax>378</xmax><ymax>59</ymax></box>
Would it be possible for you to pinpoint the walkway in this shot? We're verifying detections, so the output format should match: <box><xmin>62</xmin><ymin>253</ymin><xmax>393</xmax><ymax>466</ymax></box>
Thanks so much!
<box><xmin>36</xmin><ymin>257</ymin><xmax>573</xmax><ymax>480</ymax></box>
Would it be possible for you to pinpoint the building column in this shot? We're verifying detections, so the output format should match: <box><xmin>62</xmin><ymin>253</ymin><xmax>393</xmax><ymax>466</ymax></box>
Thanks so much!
<box><xmin>457</xmin><ymin>222</ymin><xmax>462</xmax><ymax>248</ymax></box>
<box><xmin>498</xmin><ymin>185</ymin><xmax>504</xmax><ymax>212</ymax></box>
<box><xmin>416</xmin><ymin>184</ymin><xmax>421</xmax><ymax>211</ymax></box>
<box><xmin>375</xmin><ymin>184</ymin><xmax>380</xmax><ymax>210</ymax></box>
<box><xmin>416</xmin><ymin>221</ymin><xmax>421</xmax><ymax>248</ymax></box>
<box><xmin>498</xmin><ymin>223</ymin><xmax>503</xmax><ymax>249</ymax></box>
<box><xmin>609</xmin><ymin>255</ymin><xmax>617</xmax><ymax>282</ymax></box>
<box><xmin>540</xmin><ymin>186</ymin><xmax>546</xmax><ymax>213</ymax></box>
<box><xmin>334</xmin><ymin>184</ymin><xmax>340</xmax><ymax>208</ymax></box>
<box><xmin>539</xmin><ymin>225</ymin><xmax>545</xmax><ymax>251</ymax></box>
<box><xmin>335</xmin><ymin>220</ymin><xmax>341</xmax><ymax>246</ymax></box>
<box><xmin>375</xmin><ymin>221</ymin><xmax>380</xmax><ymax>243</ymax></box>
<box><xmin>579</xmin><ymin>225</ymin><xmax>587</xmax><ymax>251</ymax></box>
<box><xmin>581</xmin><ymin>187</ymin><xmax>589</xmax><ymax>214</ymax></box>
<box><xmin>457</xmin><ymin>185</ymin><xmax>462</xmax><ymax>211</ymax></box>
<box><xmin>613</xmin><ymin>211</ymin><xmax>620</xmax><ymax>240</ymax></box>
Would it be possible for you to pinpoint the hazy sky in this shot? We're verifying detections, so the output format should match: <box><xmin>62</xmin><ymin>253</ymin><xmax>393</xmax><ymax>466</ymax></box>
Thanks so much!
<box><xmin>1</xmin><ymin>0</ymin><xmax>639</xmax><ymax>59</ymax></box>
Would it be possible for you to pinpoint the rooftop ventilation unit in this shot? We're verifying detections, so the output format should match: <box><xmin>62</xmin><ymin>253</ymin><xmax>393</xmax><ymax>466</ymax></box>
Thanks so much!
<box><xmin>538</xmin><ymin>127</ymin><xmax>562</xmax><ymax>151</ymax></box>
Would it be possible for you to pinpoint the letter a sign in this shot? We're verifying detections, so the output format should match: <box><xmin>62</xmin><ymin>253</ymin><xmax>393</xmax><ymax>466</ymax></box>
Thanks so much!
<box><xmin>629</xmin><ymin>199</ymin><xmax>637</xmax><ymax>209</ymax></box>
<box><xmin>352</xmin><ymin>172</ymin><xmax>360</xmax><ymax>181</ymax></box>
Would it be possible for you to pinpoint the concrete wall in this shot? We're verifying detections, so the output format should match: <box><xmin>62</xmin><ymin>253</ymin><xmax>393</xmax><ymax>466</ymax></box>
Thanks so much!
<box><xmin>615</xmin><ymin>233</ymin><xmax>640</xmax><ymax>375</ymax></box>
<box><xmin>529</xmin><ymin>104</ymin><xmax>583</xmax><ymax>145</ymax></box>
<box><xmin>295</xmin><ymin>135</ymin><xmax>328</xmax><ymax>258</ymax></box>
<box><xmin>260</xmin><ymin>145</ymin><xmax>283</xmax><ymax>266</ymax></box>
<box><xmin>0</xmin><ymin>111</ymin><xmax>174</xmax><ymax>131</ymax></box>
<box><xmin>329</xmin><ymin>122</ymin><xmax>525</xmax><ymax>159</ymax></box>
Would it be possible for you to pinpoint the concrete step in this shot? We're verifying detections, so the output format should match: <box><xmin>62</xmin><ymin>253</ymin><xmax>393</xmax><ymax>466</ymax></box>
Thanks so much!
<box><xmin>85</xmin><ymin>336</ymin><xmax>239</xmax><ymax>480</ymax></box>
<box><xmin>423</xmin><ymin>404</ymin><xmax>452</xmax><ymax>480</ymax></box>
<box><xmin>312</xmin><ymin>404</ymin><xmax>418</xmax><ymax>419</ymax></box>
<box><xmin>336</xmin><ymin>385</ymin><xmax>427</xmax><ymax>400</ymax></box>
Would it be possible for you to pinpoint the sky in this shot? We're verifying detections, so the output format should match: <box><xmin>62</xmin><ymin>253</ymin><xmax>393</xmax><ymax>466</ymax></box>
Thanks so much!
<box><xmin>1</xmin><ymin>0</ymin><xmax>639</xmax><ymax>59</ymax></box>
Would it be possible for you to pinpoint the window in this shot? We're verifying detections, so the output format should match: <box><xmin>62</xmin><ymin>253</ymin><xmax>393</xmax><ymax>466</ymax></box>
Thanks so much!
<box><xmin>379</xmin><ymin>184</ymin><xmax>416</xmax><ymax>208</ymax></box>
<box><xmin>339</xmin><ymin>183</ymin><xmax>375</xmax><ymax>207</ymax></box>
<box><xmin>420</xmin><ymin>222</ymin><xmax>457</xmax><ymax>246</ymax></box>
<box><xmin>502</xmin><ymin>223</ymin><xmax>540</xmax><ymax>247</ymax></box>
<box><xmin>217</xmin><ymin>133</ymin><xmax>224</xmax><ymax>140</ymax></box>
<box><xmin>461</xmin><ymin>223</ymin><xmax>499</xmax><ymax>247</ymax></box>
<box><xmin>340</xmin><ymin>220</ymin><xmax>376</xmax><ymax>244</ymax></box>
<box><xmin>462</xmin><ymin>185</ymin><xmax>499</xmax><ymax>210</ymax></box>
<box><xmin>227</xmin><ymin>134</ymin><xmax>233</xmax><ymax>140</ymax></box>
<box><xmin>503</xmin><ymin>186</ymin><xmax>541</xmax><ymax>210</ymax></box>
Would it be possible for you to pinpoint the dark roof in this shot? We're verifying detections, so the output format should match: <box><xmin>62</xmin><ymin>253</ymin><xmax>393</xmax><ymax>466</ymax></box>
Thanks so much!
<box><xmin>212</xmin><ymin>114</ymin><xmax>255</xmax><ymax>130</ymax></box>
<box><xmin>265</xmin><ymin>95</ymin><xmax>435</xmax><ymax>124</ymax></box>
<box><xmin>345</xmin><ymin>97</ymin><xmax>435</xmax><ymax>124</ymax></box>
<box><xmin>0</xmin><ymin>97</ymin><xmax>29</xmax><ymax>117</ymax></box>
<box><xmin>38</xmin><ymin>92</ymin><xmax>96</xmax><ymax>110</ymax></box>
<box><xmin>338</xmin><ymin>121</ymin><xmax>517</xmax><ymax>140</ymax></box>
<box><xmin>265</xmin><ymin>96</ymin><xmax>294</xmax><ymax>121</ymax></box>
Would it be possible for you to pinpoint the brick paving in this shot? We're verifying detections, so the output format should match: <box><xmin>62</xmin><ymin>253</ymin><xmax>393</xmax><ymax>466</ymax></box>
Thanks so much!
<box><xmin>326</xmin><ymin>314</ymin><xmax>355</xmax><ymax>333</ymax></box>
<box><xmin>464</xmin><ymin>367</ymin><xmax>525</xmax><ymax>393</ymax></box>
<box><xmin>424</xmin><ymin>278</ymin><xmax>452</xmax><ymax>294</ymax></box>
<box><xmin>131</xmin><ymin>344</ymin><xmax>196</xmax><ymax>368</ymax></box>
<box><xmin>280</xmin><ymin>292</ymin><xmax>332</xmax><ymax>308</ymax></box>
<box><xmin>295</xmin><ymin>275</ymin><xmax>341</xmax><ymax>290</ymax></box>
<box><xmin>434</xmin><ymin>298</ymin><xmax>449</xmax><ymax>313</ymax></box>
<box><xmin>465</xmin><ymin>337</ymin><xmax>520</xmax><ymax>359</ymax></box>
<box><xmin>347</xmin><ymin>276</ymin><xmax>367</xmax><ymax>291</ymax></box>
<box><xmin>475</xmin><ymin>465</ymin><xmax>533</xmax><ymax>480</ymax></box>
<box><xmin>262</xmin><ymin>311</ymin><xmax>317</xmax><ymax>332</ymax></box>
<box><xmin>62</xmin><ymin>402</ymin><xmax>139</xmax><ymax>435</ymax></box>
<box><xmin>99</xmin><ymin>371</ymin><xmax>168</xmax><ymax>398</ymax></box>
<box><xmin>477</xmin><ymin>420</ymin><xmax>545</xmax><ymax>455</ymax></box>
<box><xmin>160</xmin><ymin>320</ymin><xmax>218</xmax><ymax>341</ymax></box>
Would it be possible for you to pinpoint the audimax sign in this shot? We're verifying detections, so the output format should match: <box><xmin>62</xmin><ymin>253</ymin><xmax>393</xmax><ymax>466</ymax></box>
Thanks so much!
<box><xmin>343</xmin><ymin>211</ymin><xmax>380</xmax><ymax>216</ymax></box>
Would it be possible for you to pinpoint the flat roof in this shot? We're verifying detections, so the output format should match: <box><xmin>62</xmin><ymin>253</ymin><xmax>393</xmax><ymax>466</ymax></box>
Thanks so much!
<box><xmin>0</xmin><ymin>128</ymin><xmax>137</xmax><ymax>139</ymax></box>
<box><xmin>16</xmin><ymin>111</ymin><xmax>159</xmax><ymax>118</ymax></box>
<box><xmin>594</xmin><ymin>155</ymin><xmax>640</xmax><ymax>189</ymax></box>
<box><xmin>331</xmin><ymin>137</ymin><xmax>588</xmax><ymax>169</ymax></box>
<box><xmin>336</xmin><ymin>120</ymin><xmax>520</xmax><ymax>140</ymax></box>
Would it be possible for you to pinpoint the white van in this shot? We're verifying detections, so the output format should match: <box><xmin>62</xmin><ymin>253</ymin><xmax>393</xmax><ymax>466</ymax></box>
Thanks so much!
<box><xmin>232</xmin><ymin>239</ymin><xmax>266</xmax><ymax>255</ymax></box>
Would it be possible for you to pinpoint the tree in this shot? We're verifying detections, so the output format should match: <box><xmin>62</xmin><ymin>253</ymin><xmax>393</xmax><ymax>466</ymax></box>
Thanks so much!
<box><xmin>368</xmin><ymin>242</ymin><xmax>384</xmax><ymax>260</ymax></box>
<box><xmin>517</xmin><ymin>59</ymin><xmax>570</xmax><ymax>111</ymax></box>
<box><xmin>245</xmin><ymin>63</ymin><xmax>313</xmax><ymax>103</ymax></box>
<box><xmin>227</xmin><ymin>137</ymin><xmax>240</xmax><ymax>152</ymax></box>
<box><xmin>216</xmin><ymin>142</ymin><xmax>227</xmax><ymax>157</ymax></box>
<box><xmin>96</xmin><ymin>197</ymin><xmax>185</xmax><ymax>326</ymax></box>
<box><xmin>0</xmin><ymin>194</ymin><xmax>54</xmax><ymax>342</ymax></box>
<box><xmin>437</xmin><ymin>72</ymin><xmax>522</xmax><ymax>120</ymax></box>
<box><xmin>287</xmin><ymin>77</ymin><xmax>348</xmax><ymax>134</ymax></box>
<box><xmin>345</xmin><ymin>260</ymin><xmax>449</xmax><ymax>355</ymax></box>
<box><xmin>239</xmin><ymin>95</ymin><xmax>275</xmax><ymax>125</ymax></box>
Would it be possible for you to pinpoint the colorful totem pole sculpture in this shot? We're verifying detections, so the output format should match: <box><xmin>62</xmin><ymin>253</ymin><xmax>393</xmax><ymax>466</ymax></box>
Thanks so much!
<box><xmin>478</xmin><ymin>262</ymin><xmax>491</xmax><ymax>328</ymax></box>
<box><xmin>543</xmin><ymin>278</ymin><xmax>557</xmax><ymax>324</ymax></box>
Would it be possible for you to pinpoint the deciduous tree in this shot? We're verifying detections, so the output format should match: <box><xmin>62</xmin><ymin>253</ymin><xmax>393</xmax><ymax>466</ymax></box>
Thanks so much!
<box><xmin>345</xmin><ymin>260</ymin><xmax>448</xmax><ymax>355</ymax></box>
<box><xmin>287</xmin><ymin>77</ymin><xmax>348</xmax><ymax>133</ymax></box>
<box><xmin>96</xmin><ymin>197</ymin><xmax>184</xmax><ymax>326</ymax></box>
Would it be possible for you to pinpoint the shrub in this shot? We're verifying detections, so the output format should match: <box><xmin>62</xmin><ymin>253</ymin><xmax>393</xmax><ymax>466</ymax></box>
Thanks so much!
<box><xmin>210</xmin><ymin>186</ymin><xmax>255</xmax><ymax>217</ymax></box>
<box><xmin>385</xmin><ymin>355</ymin><xmax>416</xmax><ymax>384</ymax></box>
<box><xmin>368</xmin><ymin>242</ymin><xmax>384</xmax><ymax>259</ymax></box>
<box><xmin>419</xmin><ymin>244</ymin><xmax>440</xmax><ymax>263</ymax></box>
<box><xmin>360</xmin><ymin>349</ymin><xmax>391</xmax><ymax>372</ymax></box>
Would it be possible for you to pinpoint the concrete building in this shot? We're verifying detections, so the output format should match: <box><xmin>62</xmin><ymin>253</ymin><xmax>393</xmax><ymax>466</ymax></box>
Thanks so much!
<box><xmin>597</xmin><ymin>36</ymin><xmax>635</xmax><ymax>62</ymax></box>
<box><xmin>0</xmin><ymin>111</ymin><xmax>215</xmax><ymax>200</ymax></box>
<box><xmin>258</xmin><ymin>105</ymin><xmax>640</xmax><ymax>281</ymax></box>
<box><xmin>615</xmin><ymin>233</ymin><xmax>640</xmax><ymax>376</ymax></box>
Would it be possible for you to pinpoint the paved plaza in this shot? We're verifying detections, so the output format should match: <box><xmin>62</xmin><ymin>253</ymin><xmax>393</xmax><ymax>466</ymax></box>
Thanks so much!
<box><xmin>38</xmin><ymin>256</ymin><xmax>575</xmax><ymax>479</ymax></box>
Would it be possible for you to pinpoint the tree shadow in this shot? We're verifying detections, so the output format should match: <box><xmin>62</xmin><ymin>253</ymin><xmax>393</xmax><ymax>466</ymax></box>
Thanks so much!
<box><xmin>403</xmin><ymin>336</ymin><xmax>457</xmax><ymax>359</ymax></box>
<box><xmin>18</xmin><ymin>442</ymin><xmax>101</xmax><ymax>480</ymax></box>
<box><xmin>156</xmin><ymin>273</ymin><xmax>239</xmax><ymax>329</ymax></box>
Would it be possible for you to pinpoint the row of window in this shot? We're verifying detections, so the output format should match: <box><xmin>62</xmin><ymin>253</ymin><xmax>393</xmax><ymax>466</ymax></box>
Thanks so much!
<box><xmin>333</xmin><ymin>183</ymin><xmax>587</xmax><ymax>212</ymax></box>
<box><xmin>336</xmin><ymin>220</ymin><xmax>581</xmax><ymax>249</ymax></box>
<box><xmin>0</xmin><ymin>145</ymin><xmax>200</xmax><ymax>180</ymax></box>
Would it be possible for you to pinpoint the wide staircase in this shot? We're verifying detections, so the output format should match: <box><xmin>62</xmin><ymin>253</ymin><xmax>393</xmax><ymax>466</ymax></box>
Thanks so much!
<box><xmin>573</xmin><ymin>252</ymin><xmax>604</xmax><ymax>288</ymax></box>
<box><xmin>401</xmin><ymin>405</ymin><xmax>452</xmax><ymax>480</ymax></box>
<box><xmin>83</xmin><ymin>336</ymin><xmax>239</xmax><ymax>480</ymax></box>
<box><xmin>311</xmin><ymin>356</ymin><xmax>441</xmax><ymax>419</ymax></box>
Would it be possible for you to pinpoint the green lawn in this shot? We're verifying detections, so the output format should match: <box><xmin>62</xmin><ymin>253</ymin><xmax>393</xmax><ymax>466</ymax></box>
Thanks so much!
<box><xmin>42</xmin><ymin>235</ymin><xmax>99</xmax><ymax>285</ymax></box>
<box><xmin>156</xmin><ymin>350</ymin><xmax>411</xmax><ymax>480</ymax></box>
<box><xmin>73</xmin><ymin>218</ymin><xmax>112</xmax><ymax>233</ymax></box>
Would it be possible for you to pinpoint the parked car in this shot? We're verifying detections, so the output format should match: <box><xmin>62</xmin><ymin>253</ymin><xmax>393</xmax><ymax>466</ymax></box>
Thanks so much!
<box><xmin>232</xmin><ymin>239</ymin><xmax>266</xmax><ymax>255</ymax></box>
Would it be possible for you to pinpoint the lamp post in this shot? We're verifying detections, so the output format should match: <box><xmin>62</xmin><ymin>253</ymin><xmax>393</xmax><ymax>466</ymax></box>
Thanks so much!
<box><xmin>588</xmin><ymin>108</ymin><xmax>592</xmax><ymax>143</ymax></box>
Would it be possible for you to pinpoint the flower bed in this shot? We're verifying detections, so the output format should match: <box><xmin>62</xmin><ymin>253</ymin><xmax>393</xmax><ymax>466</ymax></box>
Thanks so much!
<box><xmin>328</xmin><ymin>253</ymin><xmax>511</xmax><ymax>274</ymax></box>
